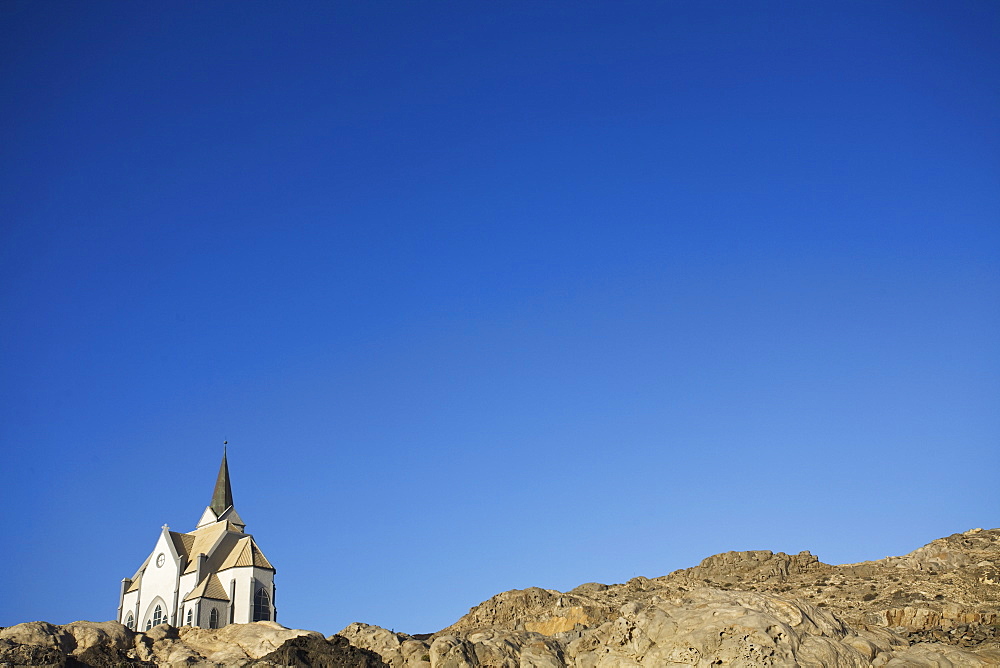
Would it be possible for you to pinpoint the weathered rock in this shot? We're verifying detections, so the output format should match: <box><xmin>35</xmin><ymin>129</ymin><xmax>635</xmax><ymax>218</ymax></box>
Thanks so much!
<box><xmin>872</xmin><ymin>606</ymin><xmax>1000</xmax><ymax>631</ymax></box>
<box><xmin>253</xmin><ymin>633</ymin><xmax>389</xmax><ymax>667</ymax></box>
<box><xmin>0</xmin><ymin>636</ymin><xmax>69</xmax><ymax>667</ymax></box>
<box><xmin>6</xmin><ymin>527</ymin><xmax>1000</xmax><ymax>666</ymax></box>
<box><xmin>0</xmin><ymin>621</ymin><xmax>379</xmax><ymax>667</ymax></box>
<box><xmin>0</xmin><ymin>621</ymin><xmax>75</xmax><ymax>654</ymax></box>
<box><xmin>0</xmin><ymin>621</ymin><xmax>136</xmax><ymax>667</ymax></box>
<box><xmin>439</xmin><ymin>586</ymin><xmax>616</xmax><ymax>637</ymax></box>
<box><xmin>338</xmin><ymin>622</ymin><xmax>430</xmax><ymax>668</ymax></box>
<box><xmin>352</xmin><ymin>585</ymin><xmax>999</xmax><ymax>667</ymax></box>
<box><xmin>681</xmin><ymin>549</ymin><xmax>825</xmax><ymax>585</ymax></box>
<box><xmin>170</xmin><ymin>620</ymin><xmax>318</xmax><ymax>664</ymax></box>
<box><xmin>342</xmin><ymin>528</ymin><xmax>1000</xmax><ymax>666</ymax></box>
<box><xmin>882</xmin><ymin>528</ymin><xmax>998</xmax><ymax>572</ymax></box>
<box><xmin>874</xmin><ymin>641</ymin><xmax>1000</xmax><ymax>666</ymax></box>
<box><xmin>563</xmin><ymin>588</ymin><xmax>878</xmax><ymax>667</ymax></box>
<box><xmin>63</xmin><ymin>621</ymin><xmax>134</xmax><ymax>654</ymax></box>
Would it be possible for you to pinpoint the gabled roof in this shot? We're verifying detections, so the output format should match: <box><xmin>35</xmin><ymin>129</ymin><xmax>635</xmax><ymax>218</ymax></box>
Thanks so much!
<box><xmin>180</xmin><ymin>521</ymin><xmax>235</xmax><ymax>574</ymax></box>
<box><xmin>183</xmin><ymin>573</ymin><xmax>230</xmax><ymax>601</ymax></box>
<box><xmin>170</xmin><ymin>531</ymin><xmax>195</xmax><ymax>558</ymax></box>
<box><xmin>219</xmin><ymin>536</ymin><xmax>275</xmax><ymax>571</ymax></box>
<box><xmin>126</xmin><ymin>570</ymin><xmax>142</xmax><ymax>593</ymax></box>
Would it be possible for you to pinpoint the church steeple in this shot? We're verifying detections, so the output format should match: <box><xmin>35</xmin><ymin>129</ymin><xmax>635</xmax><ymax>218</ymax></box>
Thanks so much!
<box><xmin>195</xmin><ymin>446</ymin><xmax>246</xmax><ymax>531</ymax></box>
<box><xmin>210</xmin><ymin>447</ymin><xmax>234</xmax><ymax>516</ymax></box>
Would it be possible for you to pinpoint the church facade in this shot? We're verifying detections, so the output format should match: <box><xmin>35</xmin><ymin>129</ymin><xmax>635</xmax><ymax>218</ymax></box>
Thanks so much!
<box><xmin>118</xmin><ymin>452</ymin><xmax>276</xmax><ymax>630</ymax></box>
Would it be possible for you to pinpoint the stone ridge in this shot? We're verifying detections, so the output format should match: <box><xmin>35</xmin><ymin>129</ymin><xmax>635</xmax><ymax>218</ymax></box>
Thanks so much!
<box><xmin>437</xmin><ymin>586</ymin><xmax>618</xmax><ymax>636</ymax></box>
<box><xmin>3</xmin><ymin>528</ymin><xmax>999</xmax><ymax>666</ymax></box>
<box><xmin>340</xmin><ymin>527</ymin><xmax>1000</xmax><ymax>666</ymax></box>
<box><xmin>0</xmin><ymin>620</ymin><xmax>388</xmax><ymax>667</ymax></box>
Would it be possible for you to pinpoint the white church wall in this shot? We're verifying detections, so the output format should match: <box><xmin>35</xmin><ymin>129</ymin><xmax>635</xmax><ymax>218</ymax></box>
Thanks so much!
<box><xmin>192</xmin><ymin>598</ymin><xmax>227</xmax><ymax>629</ymax></box>
<box><xmin>178</xmin><ymin>570</ymin><xmax>197</xmax><ymax>600</ymax></box>
<box><xmin>214</xmin><ymin>565</ymin><xmax>275</xmax><ymax>623</ymax></box>
<box><xmin>120</xmin><ymin>453</ymin><xmax>276</xmax><ymax>631</ymax></box>
<box><xmin>247</xmin><ymin>568</ymin><xmax>275</xmax><ymax>623</ymax></box>
<box><xmin>178</xmin><ymin>570</ymin><xmax>199</xmax><ymax>627</ymax></box>
<box><xmin>219</xmin><ymin>570</ymin><xmax>241</xmax><ymax>624</ymax></box>
<box><xmin>254</xmin><ymin>567</ymin><xmax>276</xmax><ymax>622</ymax></box>
<box><xmin>124</xmin><ymin>531</ymin><xmax>276</xmax><ymax>629</ymax></box>
<box><xmin>225</xmin><ymin>566</ymin><xmax>253</xmax><ymax>623</ymax></box>
<box><xmin>138</xmin><ymin>531</ymin><xmax>183</xmax><ymax>626</ymax></box>
<box><xmin>120</xmin><ymin>589</ymin><xmax>139</xmax><ymax>629</ymax></box>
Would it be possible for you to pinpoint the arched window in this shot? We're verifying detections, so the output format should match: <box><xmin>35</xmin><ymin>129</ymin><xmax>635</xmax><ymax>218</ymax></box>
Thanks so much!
<box><xmin>125</xmin><ymin>612</ymin><xmax>134</xmax><ymax>630</ymax></box>
<box><xmin>186</xmin><ymin>609</ymin><xmax>192</xmax><ymax>626</ymax></box>
<box><xmin>253</xmin><ymin>587</ymin><xmax>271</xmax><ymax>622</ymax></box>
<box><xmin>209</xmin><ymin>607</ymin><xmax>219</xmax><ymax>629</ymax></box>
<box><xmin>150</xmin><ymin>604</ymin><xmax>164</xmax><ymax>628</ymax></box>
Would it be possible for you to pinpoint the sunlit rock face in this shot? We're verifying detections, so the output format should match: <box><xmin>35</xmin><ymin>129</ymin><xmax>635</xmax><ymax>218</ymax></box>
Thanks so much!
<box><xmin>0</xmin><ymin>620</ymin><xmax>388</xmax><ymax>667</ymax></box>
<box><xmin>343</xmin><ymin>528</ymin><xmax>1000</xmax><ymax>667</ymax></box>
<box><xmin>3</xmin><ymin>528</ymin><xmax>999</xmax><ymax>666</ymax></box>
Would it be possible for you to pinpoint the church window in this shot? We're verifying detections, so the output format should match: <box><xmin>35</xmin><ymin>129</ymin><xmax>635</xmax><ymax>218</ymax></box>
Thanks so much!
<box><xmin>151</xmin><ymin>604</ymin><xmax>164</xmax><ymax>627</ymax></box>
<box><xmin>253</xmin><ymin>587</ymin><xmax>271</xmax><ymax>622</ymax></box>
<box><xmin>209</xmin><ymin>607</ymin><xmax>219</xmax><ymax>629</ymax></box>
<box><xmin>125</xmin><ymin>613</ymin><xmax>134</xmax><ymax>630</ymax></box>
<box><xmin>186</xmin><ymin>609</ymin><xmax>192</xmax><ymax>626</ymax></box>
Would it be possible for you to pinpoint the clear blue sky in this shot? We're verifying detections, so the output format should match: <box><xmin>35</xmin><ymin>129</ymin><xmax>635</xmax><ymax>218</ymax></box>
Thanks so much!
<box><xmin>1</xmin><ymin>1</ymin><xmax>997</xmax><ymax>635</ymax></box>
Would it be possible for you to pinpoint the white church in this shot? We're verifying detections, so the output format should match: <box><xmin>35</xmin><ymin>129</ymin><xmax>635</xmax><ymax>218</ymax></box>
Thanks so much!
<box><xmin>118</xmin><ymin>451</ymin><xmax>276</xmax><ymax>630</ymax></box>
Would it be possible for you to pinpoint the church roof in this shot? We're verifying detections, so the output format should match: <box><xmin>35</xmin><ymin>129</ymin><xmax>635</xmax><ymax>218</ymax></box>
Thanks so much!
<box><xmin>130</xmin><ymin>520</ymin><xmax>267</xmax><ymax>585</ymax></box>
<box><xmin>210</xmin><ymin>450</ymin><xmax>234</xmax><ymax>517</ymax></box>
<box><xmin>217</xmin><ymin>506</ymin><xmax>245</xmax><ymax>529</ymax></box>
<box><xmin>180</xmin><ymin>521</ymin><xmax>242</xmax><ymax>574</ymax></box>
<box><xmin>219</xmin><ymin>536</ymin><xmax>275</xmax><ymax>571</ymax></box>
<box><xmin>184</xmin><ymin>573</ymin><xmax>230</xmax><ymax>601</ymax></box>
<box><xmin>170</xmin><ymin>531</ymin><xmax>195</xmax><ymax>557</ymax></box>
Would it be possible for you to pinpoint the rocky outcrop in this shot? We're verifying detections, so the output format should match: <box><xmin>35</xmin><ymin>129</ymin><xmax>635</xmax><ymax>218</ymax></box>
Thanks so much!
<box><xmin>130</xmin><ymin>620</ymin><xmax>320</xmax><ymax>665</ymax></box>
<box><xmin>0</xmin><ymin>620</ymin><xmax>137</xmax><ymax>667</ymax></box>
<box><xmin>881</xmin><ymin>528</ymin><xmax>998</xmax><ymax>573</ymax></box>
<box><xmin>342</xmin><ymin>586</ymin><xmax>1000</xmax><ymax>667</ymax></box>
<box><xmin>339</xmin><ymin>623</ymin><xmax>431</xmax><ymax>668</ymax></box>
<box><xmin>254</xmin><ymin>633</ymin><xmax>388</xmax><ymax>667</ymax></box>
<box><xmin>341</xmin><ymin>527</ymin><xmax>1000</xmax><ymax>667</ymax></box>
<box><xmin>438</xmin><ymin>587</ymin><xmax>617</xmax><ymax>636</ymax></box>
<box><xmin>5</xmin><ymin>528</ymin><xmax>999</xmax><ymax>666</ymax></box>
<box><xmin>563</xmin><ymin>588</ymin><xmax>875</xmax><ymax>666</ymax></box>
<box><xmin>872</xmin><ymin>606</ymin><xmax>999</xmax><ymax>631</ymax></box>
<box><xmin>679</xmin><ymin>549</ymin><xmax>826</xmax><ymax>585</ymax></box>
<box><xmin>0</xmin><ymin>620</ymin><xmax>386</xmax><ymax>667</ymax></box>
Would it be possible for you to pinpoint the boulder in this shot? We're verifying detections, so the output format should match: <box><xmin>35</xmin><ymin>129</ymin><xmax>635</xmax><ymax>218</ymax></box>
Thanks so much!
<box><xmin>62</xmin><ymin>621</ymin><xmax>133</xmax><ymax>654</ymax></box>
<box><xmin>172</xmin><ymin>620</ymin><xmax>319</xmax><ymax>663</ymax></box>
<box><xmin>253</xmin><ymin>633</ymin><xmax>389</xmax><ymax>667</ymax></box>
<box><xmin>0</xmin><ymin>637</ymin><xmax>67</xmax><ymax>667</ymax></box>
<box><xmin>338</xmin><ymin>622</ymin><xmax>429</xmax><ymax>668</ymax></box>
<box><xmin>0</xmin><ymin>621</ymin><xmax>74</xmax><ymax>653</ymax></box>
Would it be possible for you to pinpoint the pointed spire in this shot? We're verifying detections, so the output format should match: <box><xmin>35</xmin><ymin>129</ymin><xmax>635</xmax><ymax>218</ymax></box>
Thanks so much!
<box><xmin>210</xmin><ymin>445</ymin><xmax>234</xmax><ymax>516</ymax></box>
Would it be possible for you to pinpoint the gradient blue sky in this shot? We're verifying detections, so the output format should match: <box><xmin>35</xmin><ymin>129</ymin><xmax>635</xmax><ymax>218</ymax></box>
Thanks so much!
<box><xmin>2</xmin><ymin>1</ymin><xmax>998</xmax><ymax>635</ymax></box>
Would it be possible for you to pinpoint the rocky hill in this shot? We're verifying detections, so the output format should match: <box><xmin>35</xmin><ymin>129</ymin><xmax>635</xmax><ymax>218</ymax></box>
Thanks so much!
<box><xmin>3</xmin><ymin>528</ymin><xmax>998</xmax><ymax>666</ymax></box>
